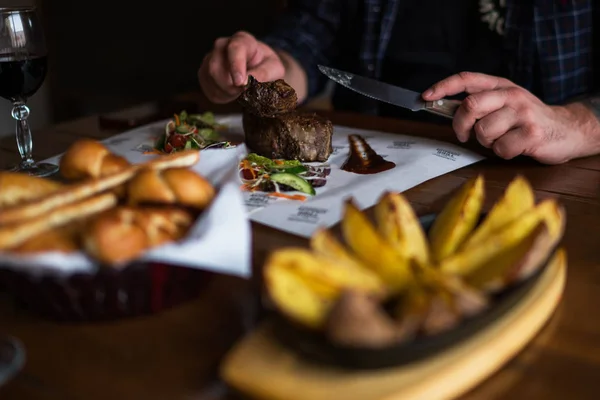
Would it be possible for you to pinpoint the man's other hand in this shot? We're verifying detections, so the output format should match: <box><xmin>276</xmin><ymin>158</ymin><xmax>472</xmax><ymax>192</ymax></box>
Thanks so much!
<box><xmin>423</xmin><ymin>72</ymin><xmax>600</xmax><ymax>165</ymax></box>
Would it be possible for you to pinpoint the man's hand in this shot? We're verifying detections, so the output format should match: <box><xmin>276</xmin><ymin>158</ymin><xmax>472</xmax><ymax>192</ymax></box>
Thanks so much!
<box><xmin>422</xmin><ymin>72</ymin><xmax>600</xmax><ymax>164</ymax></box>
<box><xmin>198</xmin><ymin>31</ymin><xmax>286</xmax><ymax>104</ymax></box>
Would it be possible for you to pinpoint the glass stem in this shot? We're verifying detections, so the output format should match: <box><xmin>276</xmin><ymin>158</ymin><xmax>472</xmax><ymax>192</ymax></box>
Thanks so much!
<box><xmin>12</xmin><ymin>101</ymin><xmax>34</xmax><ymax>167</ymax></box>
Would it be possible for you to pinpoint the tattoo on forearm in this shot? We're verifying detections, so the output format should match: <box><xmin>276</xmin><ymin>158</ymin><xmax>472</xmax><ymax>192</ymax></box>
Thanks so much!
<box><xmin>581</xmin><ymin>96</ymin><xmax>600</xmax><ymax>121</ymax></box>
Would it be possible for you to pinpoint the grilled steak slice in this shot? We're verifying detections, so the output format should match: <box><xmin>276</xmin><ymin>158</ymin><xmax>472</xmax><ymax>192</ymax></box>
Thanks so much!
<box><xmin>237</xmin><ymin>75</ymin><xmax>297</xmax><ymax>117</ymax></box>
<box><xmin>242</xmin><ymin>111</ymin><xmax>334</xmax><ymax>162</ymax></box>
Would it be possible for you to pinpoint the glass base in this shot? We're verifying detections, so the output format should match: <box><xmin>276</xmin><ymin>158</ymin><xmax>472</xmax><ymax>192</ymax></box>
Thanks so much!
<box><xmin>8</xmin><ymin>161</ymin><xmax>59</xmax><ymax>177</ymax></box>
<box><xmin>0</xmin><ymin>336</ymin><xmax>26</xmax><ymax>388</ymax></box>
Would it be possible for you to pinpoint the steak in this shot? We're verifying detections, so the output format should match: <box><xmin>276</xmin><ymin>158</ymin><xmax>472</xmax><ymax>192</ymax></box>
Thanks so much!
<box><xmin>237</xmin><ymin>76</ymin><xmax>297</xmax><ymax>117</ymax></box>
<box><xmin>242</xmin><ymin>111</ymin><xmax>333</xmax><ymax>162</ymax></box>
<box><xmin>237</xmin><ymin>76</ymin><xmax>334</xmax><ymax>162</ymax></box>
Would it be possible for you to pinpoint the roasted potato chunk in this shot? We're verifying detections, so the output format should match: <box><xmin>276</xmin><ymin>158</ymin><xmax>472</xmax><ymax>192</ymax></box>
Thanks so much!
<box><xmin>466</xmin><ymin>222</ymin><xmax>556</xmax><ymax>293</ymax></box>
<box><xmin>428</xmin><ymin>175</ymin><xmax>485</xmax><ymax>262</ymax></box>
<box><xmin>375</xmin><ymin>192</ymin><xmax>430</xmax><ymax>265</ymax></box>
<box><xmin>310</xmin><ymin>228</ymin><xmax>372</xmax><ymax>272</ymax></box>
<box><xmin>264</xmin><ymin>260</ymin><xmax>334</xmax><ymax>329</ymax></box>
<box><xmin>265</xmin><ymin>248</ymin><xmax>387</xmax><ymax>298</ymax></box>
<box><xmin>325</xmin><ymin>291</ymin><xmax>406</xmax><ymax>348</ymax></box>
<box><xmin>402</xmin><ymin>261</ymin><xmax>488</xmax><ymax>336</ymax></box>
<box><xmin>461</xmin><ymin>175</ymin><xmax>535</xmax><ymax>250</ymax></box>
<box><xmin>341</xmin><ymin>200</ymin><xmax>413</xmax><ymax>292</ymax></box>
<box><xmin>439</xmin><ymin>199</ymin><xmax>565</xmax><ymax>277</ymax></box>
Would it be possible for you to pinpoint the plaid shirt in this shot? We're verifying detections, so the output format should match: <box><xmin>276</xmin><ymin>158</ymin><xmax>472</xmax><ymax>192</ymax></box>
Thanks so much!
<box><xmin>262</xmin><ymin>0</ymin><xmax>595</xmax><ymax>112</ymax></box>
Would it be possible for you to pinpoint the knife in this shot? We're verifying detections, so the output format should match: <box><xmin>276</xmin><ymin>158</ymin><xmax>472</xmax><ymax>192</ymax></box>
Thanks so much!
<box><xmin>317</xmin><ymin>65</ymin><xmax>461</xmax><ymax>119</ymax></box>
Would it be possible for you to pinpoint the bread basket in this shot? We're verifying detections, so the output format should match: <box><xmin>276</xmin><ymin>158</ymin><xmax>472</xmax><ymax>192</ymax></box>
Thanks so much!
<box><xmin>0</xmin><ymin>140</ymin><xmax>251</xmax><ymax>322</ymax></box>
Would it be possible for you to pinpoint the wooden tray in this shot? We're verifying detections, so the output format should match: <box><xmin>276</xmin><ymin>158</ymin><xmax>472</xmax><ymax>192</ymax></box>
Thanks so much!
<box><xmin>220</xmin><ymin>249</ymin><xmax>567</xmax><ymax>400</ymax></box>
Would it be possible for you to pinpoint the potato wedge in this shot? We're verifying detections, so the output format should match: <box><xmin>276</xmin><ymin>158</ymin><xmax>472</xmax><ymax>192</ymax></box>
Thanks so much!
<box><xmin>394</xmin><ymin>282</ymin><xmax>430</xmax><ymax>338</ymax></box>
<box><xmin>265</xmin><ymin>248</ymin><xmax>387</xmax><ymax>298</ymax></box>
<box><xmin>374</xmin><ymin>192</ymin><xmax>430</xmax><ymax>264</ymax></box>
<box><xmin>411</xmin><ymin>261</ymin><xmax>488</xmax><ymax>319</ymax></box>
<box><xmin>461</xmin><ymin>175</ymin><xmax>535</xmax><ymax>250</ymax></box>
<box><xmin>310</xmin><ymin>228</ymin><xmax>371</xmax><ymax>271</ymax></box>
<box><xmin>341</xmin><ymin>200</ymin><xmax>413</xmax><ymax>292</ymax></box>
<box><xmin>466</xmin><ymin>222</ymin><xmax>555</xmax><ymax>293</ymax></box>
<box><xmin>403</xmin><ymin>262</ymin><xmax>461</xmax><ymax>336</ymax></box>
<box><xmin>429</xmin><ymin>175</ymin><xmax>485</xmax><ymax>262</ymax></box>
<box><xmin>264</xmin><ymin>262</ymin><xmax>333</xmax><ymax>329</ymax></box>
<box><xmin>439</xmin><ymin>198</ymin><xmax>565</xmax><ymax>277</ymax></box>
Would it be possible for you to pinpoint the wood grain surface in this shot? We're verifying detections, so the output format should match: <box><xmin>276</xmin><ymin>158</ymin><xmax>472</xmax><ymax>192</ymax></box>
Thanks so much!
<box><xmin>1</xmin><ymin>93</ymin><xmax>599</xmax><ymax>399</ymax></box>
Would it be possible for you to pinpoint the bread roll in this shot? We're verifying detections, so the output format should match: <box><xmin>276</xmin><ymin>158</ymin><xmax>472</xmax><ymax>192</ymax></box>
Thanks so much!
<box><xmin>127</xmin><ymin>168</ymin><xmax>215</xmax><ymax>209</ymax></box>
<box><xmin>59</xmin><ymin>139</ymin><xmax>130</xmax><ymax>180</ymax></box>
<box><xmin>0</xmin><ymin>172</ymin><xmax>63</xmax><ymax>209</ymax></box>
<box><xmin>83</xmin><ymin>207</ymin><xmax>194</xmax><ymax>265</ymax></box>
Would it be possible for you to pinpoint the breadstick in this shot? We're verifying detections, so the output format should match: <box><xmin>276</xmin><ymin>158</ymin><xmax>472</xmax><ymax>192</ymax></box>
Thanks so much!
<box><xmin>0</xmin><ymin>168</ymin><xmax>135</xmax><ymax>226</ymax></box>
<box><xmin>10</xmin><ymin>223</ymin><xmax>81</xmax><ymax>254</ymax></box>
<box><xmin>145</xmin><ymin>149</ymin><xmax>200</xmax><ymax>170</ymax></box>
<box><xmin>0</xmin><ymin>192</ymin><xmax>117</xmax><ymax>250</ymax></box>
<box><xmin>0</xmin><ymin>172</ymin><xmax>64</xmax><ymax>209</ymax></box>
<box><xmin>0</xmin><ymin>148</ymin><xmax>200</xmax><ymax>226</ymax></box>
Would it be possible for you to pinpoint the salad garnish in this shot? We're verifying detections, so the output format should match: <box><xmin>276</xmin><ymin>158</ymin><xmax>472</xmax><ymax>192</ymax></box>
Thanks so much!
<box><xmin>155</xmin><ymin>110</ymin><xmax>235</xmax><ymax>153</ymax></box>
<box><xmin>239</xmin><ymin>153</ymin><xmax>330</xmax><ymax>201</ymax></box>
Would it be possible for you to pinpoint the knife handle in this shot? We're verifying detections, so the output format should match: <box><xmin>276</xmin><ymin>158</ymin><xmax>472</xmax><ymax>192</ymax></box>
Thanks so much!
<box><xmin>425</xmin><ymin>99</ymin><xmax>462</xmax><ymax>119</ymax></box>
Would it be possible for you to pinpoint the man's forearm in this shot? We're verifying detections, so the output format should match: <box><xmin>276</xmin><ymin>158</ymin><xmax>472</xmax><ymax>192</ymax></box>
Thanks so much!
<box><xmin>569</xmin><ymin>93</ymin><xmax>600</xmax><ymax>134</ymax></box>
<box><xmin>276</xmin><ymin>50</ymin><xmax>309</xmax><ymax>104</ymax></box>
<box><xmin>563</xmin><ymin>93</ymin><xmax>600</xmax><ymax>157</ymax></box>
<box><xmin>580</xmin><ymin>95</ymin><xmax>600</xmax><ymax>121</ymax></box>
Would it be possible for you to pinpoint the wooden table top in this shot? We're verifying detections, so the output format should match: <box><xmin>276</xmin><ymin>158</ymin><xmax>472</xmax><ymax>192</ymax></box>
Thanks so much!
<box><xmin>1</xmin><ymin>97</ymin><xmax>600</xmax><ymax>400</ymax></box>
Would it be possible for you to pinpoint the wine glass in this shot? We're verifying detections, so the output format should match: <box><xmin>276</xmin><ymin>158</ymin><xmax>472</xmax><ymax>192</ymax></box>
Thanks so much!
<box><xmin>0</xmin><ymin>6</ymin><xmax>56</xmax><ymax>177</ymax></box>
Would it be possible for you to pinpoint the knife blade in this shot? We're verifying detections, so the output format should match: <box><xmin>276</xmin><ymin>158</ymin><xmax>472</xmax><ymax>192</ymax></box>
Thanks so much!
<box><xmin>317</xmin><ymin>65</ymin><xmax>461</xmax><ymax>119</ymax></box>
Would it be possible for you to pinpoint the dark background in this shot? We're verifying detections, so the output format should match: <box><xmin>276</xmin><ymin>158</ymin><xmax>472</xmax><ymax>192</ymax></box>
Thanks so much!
<box><xmin>36</xmin><ymin>0</ymin><xmax>288</xmax><ymax>122</ymax></box>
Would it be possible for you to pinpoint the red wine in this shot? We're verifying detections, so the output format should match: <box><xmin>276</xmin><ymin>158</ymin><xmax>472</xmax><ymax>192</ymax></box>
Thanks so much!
<box><xmin>0</xmin><ymin>54</ymin><xmax>47</xmax><ymax>102</ymax></box>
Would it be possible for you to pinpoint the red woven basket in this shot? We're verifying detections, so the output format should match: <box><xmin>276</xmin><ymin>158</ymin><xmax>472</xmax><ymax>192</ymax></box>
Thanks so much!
<box><xmin>0</xmin><ymin>262</ymin><xmax>213</xmax><ymax>322</ymax></box>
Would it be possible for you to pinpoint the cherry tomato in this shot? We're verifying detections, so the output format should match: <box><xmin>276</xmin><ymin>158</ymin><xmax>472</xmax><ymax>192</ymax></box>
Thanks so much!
<box><xmin>241</xmin><ymin>168</ymin><xmax>255</xmax><ymax>180</ymax></box>
<box><xmin>164</xmin><ymin>143</ymin><xmax>174</xmax><ymax>153</ymax></box>
<box><xmin>168</xmin><ymin>134</ymin><xmax>187</xmax><ymax>149</ymax></box>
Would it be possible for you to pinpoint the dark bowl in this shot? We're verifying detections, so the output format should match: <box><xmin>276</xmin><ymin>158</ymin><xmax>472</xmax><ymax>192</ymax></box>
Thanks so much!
<box><xmin>268</xmin><ymin>213</ymin><xmax>554</xmax><ymax>370</ymax></box>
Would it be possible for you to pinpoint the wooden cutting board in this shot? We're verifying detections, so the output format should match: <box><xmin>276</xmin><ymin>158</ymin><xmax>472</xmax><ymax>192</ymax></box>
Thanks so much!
<box><xmin>220</xmin><ymin>249</ymin><xmax>567</xmax><ymax>400</ymax></box>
